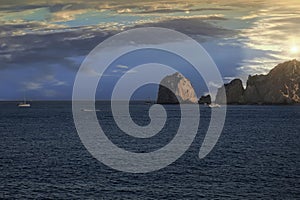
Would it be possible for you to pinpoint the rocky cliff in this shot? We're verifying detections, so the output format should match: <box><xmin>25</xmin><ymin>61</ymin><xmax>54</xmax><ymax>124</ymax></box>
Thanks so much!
<box><xmin>216</xmin><ymin>59</ymin><xmax>300</xmax><ymax>105</ymax></box>
<box><xmin>157</xmin><ymin>72</ymin><xmax>198</xmax><ymax>104</ymax></box>
<box><xmin>215</xmin><ymin>79</ymin><xmax>245</xmax><ymax>104</ymax></box>
<box><xmin>244</xmin><ymin>59</ymin><xmax>300</xmax><ymax>104</ymax></box>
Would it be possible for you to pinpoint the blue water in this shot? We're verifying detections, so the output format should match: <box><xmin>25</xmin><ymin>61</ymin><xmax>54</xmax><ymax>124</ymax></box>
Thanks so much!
<box><xmin>1</xmin><ymin>102</ymin><xmax>299</xmax><ymax>199</ymax></box>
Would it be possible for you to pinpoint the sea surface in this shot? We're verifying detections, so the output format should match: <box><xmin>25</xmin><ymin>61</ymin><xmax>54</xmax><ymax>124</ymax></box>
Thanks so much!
<box><xmin>0</xmin><ymin>101</ymin><xmax>299</xmax><ymax>199</ymax></box>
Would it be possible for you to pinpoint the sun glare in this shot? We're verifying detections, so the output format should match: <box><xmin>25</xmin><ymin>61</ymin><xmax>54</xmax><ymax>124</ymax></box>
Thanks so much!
<box><xmin>290</xmin><ymin>45</ymin><xmax>299</xmax><ymax>54</ymax></box>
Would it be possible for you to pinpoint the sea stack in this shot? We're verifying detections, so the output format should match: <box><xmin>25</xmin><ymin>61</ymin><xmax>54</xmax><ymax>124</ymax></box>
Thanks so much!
<box><xmin>198</xmin><ymin>95</ymin><xmax>212</xmax><ymax>105</ymax></box>
<box><xmin>215</xmin><ymin>79</ymin><xmax>245</xmax><ymax>104</ymax></box>
<box><xmin>157</xmin><ymin>72</ymin><xmax>198</xmax><ymax>104</ymax></box>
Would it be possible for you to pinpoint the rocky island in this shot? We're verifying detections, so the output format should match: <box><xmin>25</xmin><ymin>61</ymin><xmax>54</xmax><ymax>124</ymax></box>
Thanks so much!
<box><xmin>157</xmin><ymin>72</ymin><xmax>198</xmax><ymax>104</ymax></box>
<box><xmin>157</xmin><ymin>60</ymin><xmax>300</xmax><ymax>105</ymax></box>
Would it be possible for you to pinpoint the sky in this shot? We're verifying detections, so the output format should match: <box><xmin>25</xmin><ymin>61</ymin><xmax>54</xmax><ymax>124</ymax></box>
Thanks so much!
<box><xmin>1</xmin><ymin>0</ymin><xmax>300</xmax><ymax>100</ymax></box>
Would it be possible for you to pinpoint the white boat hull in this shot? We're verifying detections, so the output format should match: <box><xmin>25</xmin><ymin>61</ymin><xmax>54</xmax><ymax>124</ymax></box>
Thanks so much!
<box><xmin>18</xmin><ymin>103</ymin><xmax>31</xmax><ymax>108</ymax></box>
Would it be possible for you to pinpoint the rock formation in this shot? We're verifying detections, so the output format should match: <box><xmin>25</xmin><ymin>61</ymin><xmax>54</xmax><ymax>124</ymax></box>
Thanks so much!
<box><xmin>243</xmin><ymin>59</ymin><xmax>300</xmax><ymax>104</ymax></box>
<box><xmin>157</xmin><ymin>60</ymin><xmax>300</xmax><ymax>105</ymax></box>
<box><xmin>215</xmin><ymin>59</ymin><xmax>300</xmax><ymax>105</ymax></box>
<box><xmin>198</xmin><ymin>95</ymin><xmax>212</xmax><ymax>105</ymax></box>
<box><xmin>157</xmin><ymin>72</ymin><xmax>198</xmax><ymax>104</ymax></box>
<box><xmin>215</xmin><ymin>79</ymin><xmax>245</xmax><ymax>104</ymax></box>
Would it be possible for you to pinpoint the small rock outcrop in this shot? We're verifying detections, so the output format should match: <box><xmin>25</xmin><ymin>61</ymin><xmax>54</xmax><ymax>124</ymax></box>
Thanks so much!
<box><xmin>198</xmin><ymin>95</ymin><xmax>212</xmax><ymax>105</ymax></box>
<box><xmin>215</xmin><ymin>79</ymin><xmax>245</xmax><ymax>104</ymax></box>
<box><xmin>157</xmin><ymin>72</ymin><xmax>198</xmax><ymax>104</ymax></box>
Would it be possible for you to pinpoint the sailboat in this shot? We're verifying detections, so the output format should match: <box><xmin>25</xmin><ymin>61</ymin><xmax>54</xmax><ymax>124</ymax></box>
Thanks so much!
<box><xmin>18</xmin><ymin>95</ymin><xmax>31</xmax><ymax>108</ymax></box>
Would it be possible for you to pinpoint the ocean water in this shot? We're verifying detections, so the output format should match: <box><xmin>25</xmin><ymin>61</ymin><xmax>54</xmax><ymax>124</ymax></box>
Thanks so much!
<box><xmin>0</xmin><ymin>101</ymin><xmax>299</xmax><ymax>199</ymax></box>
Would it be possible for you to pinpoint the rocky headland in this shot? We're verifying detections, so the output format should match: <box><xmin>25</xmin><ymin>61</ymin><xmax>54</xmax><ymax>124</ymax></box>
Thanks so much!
<box><xmin>215</xmin><ymin>59</ymin><xmax>300</xmax><ymax>105</ymax></box>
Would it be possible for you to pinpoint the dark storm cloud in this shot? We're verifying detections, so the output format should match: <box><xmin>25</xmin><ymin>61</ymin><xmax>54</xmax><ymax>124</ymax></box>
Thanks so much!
<box><xmin>133</xmin><ymin>17</ymin><xmax>235</xmax><ymax>37</ymax></box>
<box><xmin>0</xmin><ymin>24</ymin><xmax>117</xmax><ymax>70</ymax></box>
<box><xmin>0</xmin><ymin>4</ymin><xmax>44</xmax><ymax>12</ymax></box>
<box><xmin>0</xmin><ymin>14</ymin><xmax>234</xmax><ymax>71</ymax></box>
<box><xmin>47</xmin><ymin>3</ymin><xmax>91</xmax><ymax>12</ymax></box>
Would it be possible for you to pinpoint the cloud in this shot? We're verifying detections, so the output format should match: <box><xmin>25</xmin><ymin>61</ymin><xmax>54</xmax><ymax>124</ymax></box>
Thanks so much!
<box><xmin>0</xmin><ymin>23</ymin><xmax>117</xmax><ymax>71</ymax></box>
<box><xmin>53</xmin><ymin>80</ymin><xmax>67</xmax><ymax>86</ymax></box>
<box><xmin>0</xmin><ymin>7</ymin><xmax>234</xmax><ymax>73</ymax></box>
<box><xmin>82</xmin><ymin>67</ymin><xmax>103</xmax><ymax>77</ymax></box>
<box><xmin>23</xmin><ymin>82</ymin><xmax>42</xmax><ymax>90</ymax></box>
<box><xmin>239</xmin><ymin>14</ymin><xmax>259</xmax><ymax>20</ymax></box>
<box><xmin>50</xmin><ymin>9</ymin><xmax>89</xmax><ymax>22</ymax></box>
<box><xmin>125</xmin><ymin>69</ymin><xmax>137</xmax><ymax>74</ymax></box>
<box><xmin>111</xmin><ymin>65</ymin><xmax>137</xmax><ymax>74</ymax></box>
<box><xmin>223</xmin><ymin>77</ymin><xmax>238</xmax><ymax>82</ymax></box>
<box><xmin>133</xmin><ymin>16</ymin><xmax>234</xmax><ymax>37</ymax></box>
<box><xmin>208</xmin><ymin>81</ymin><xmax>222</xmax><ymax>88</ymax></box>
<box><xmin>116</xmin><ymin>65</ymin><xmax>129</xmax><ymax>69</ymax></box>
<box><xmin>22</xmin><ymin>73</ymin><xmax>67</xmax><ymax>92</ymax></box>
<box><xmin>133</xmin><ymin>7</ymin><xmax>231</xmax><ymax>14</ymax></box>
<box><xmin>235</xmin><ymin>1</ymin><xmax>300</xmax><ymax>78</ymax></box>
<box><xmin>117</xmin><ymin>8</ymin><xmax>132</xmax><ymax>14</ymax></box>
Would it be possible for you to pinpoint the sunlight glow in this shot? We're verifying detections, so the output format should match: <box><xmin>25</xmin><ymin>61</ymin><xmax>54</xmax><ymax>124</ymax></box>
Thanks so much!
<box><xmin>290</xmin><ymin>45</ymin><xmax>299</xmax><ymax>54</ymax></box>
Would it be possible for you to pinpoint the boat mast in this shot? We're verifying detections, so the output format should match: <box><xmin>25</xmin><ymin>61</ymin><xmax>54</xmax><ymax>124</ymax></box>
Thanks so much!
<box><xmin>23</xmin><ymin>91</ymin><xmax>27</xmax><ymax>103</ymax></box>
